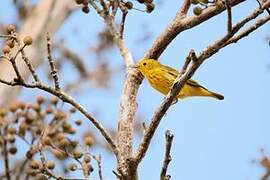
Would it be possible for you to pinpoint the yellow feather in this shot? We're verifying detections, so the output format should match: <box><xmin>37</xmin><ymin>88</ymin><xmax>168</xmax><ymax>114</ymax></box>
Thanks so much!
<box><xmin>138</xmin><ymin>59</ymin><xmax>224</xmax><ymax>100</ymax></box>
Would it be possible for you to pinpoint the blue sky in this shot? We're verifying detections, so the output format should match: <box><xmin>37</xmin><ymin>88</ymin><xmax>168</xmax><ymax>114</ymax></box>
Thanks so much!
<box><xmin>1</xmin><ymin>1</ymin><xmax>270</xmax><ymax>179</ymax></box>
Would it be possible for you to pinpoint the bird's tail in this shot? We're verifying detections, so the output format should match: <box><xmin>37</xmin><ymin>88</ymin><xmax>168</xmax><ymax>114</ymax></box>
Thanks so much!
<box><xmin>210</xmin><ymin>91</ymin><xmax>224</xmax><ymax>100</ymax></box>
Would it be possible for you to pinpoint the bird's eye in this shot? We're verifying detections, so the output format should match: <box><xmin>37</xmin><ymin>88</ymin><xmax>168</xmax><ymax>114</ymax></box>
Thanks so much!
<box><xmin>143</xmin><ymin>63</ymin><xmax>146</xmax><ymax>66</ymax></box>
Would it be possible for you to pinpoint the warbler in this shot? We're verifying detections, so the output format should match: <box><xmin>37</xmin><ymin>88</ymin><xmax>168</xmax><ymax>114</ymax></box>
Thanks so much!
<box><xmin>137</xmin><ymin>59</ymin><xmax>224</xmax><ymax>100</ymax></box>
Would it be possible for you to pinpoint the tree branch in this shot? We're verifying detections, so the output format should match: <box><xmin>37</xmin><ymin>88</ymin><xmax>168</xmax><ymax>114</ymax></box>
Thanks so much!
<box><xmin>225</xmin><ymin>0</ymin><xmax>233</xmax><ymax>33</ymax></box>
<box><xmin>144</xmin><ymin>0</ymin><xmax>246</xmax><ymax>59</ymax></box>
<box><xmin>46</xmin><ymin>33</ymin><xmax>60</xmax><ymax>91</ymax></box>
<box><xmin>134</xmin><ymin>1</ymin><xmax>270</xmax><ymax>164</ymax></box>
<box><xmin>160</xmin><ymin>130</ymin><xmax>174</xmax><ymax>180</ymax></box>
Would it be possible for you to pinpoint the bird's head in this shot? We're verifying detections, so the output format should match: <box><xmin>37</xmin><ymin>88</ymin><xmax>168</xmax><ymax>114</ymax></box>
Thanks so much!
<box><xmin>137</xmin><ymin>59</ymin><xmax>160</xmax><ymax>76</ymax></box>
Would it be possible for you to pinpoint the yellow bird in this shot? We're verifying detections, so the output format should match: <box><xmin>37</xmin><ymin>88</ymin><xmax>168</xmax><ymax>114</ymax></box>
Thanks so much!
<box><xmin>137</xmin><ymin>59</ymin><xmax>224</xmax><ymax>100</ymax></box>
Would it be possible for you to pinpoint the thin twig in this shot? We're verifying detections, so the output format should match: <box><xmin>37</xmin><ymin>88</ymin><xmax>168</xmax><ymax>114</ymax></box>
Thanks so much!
<box><xmin>225</xmin><ymin>0</ymin><xmax>232</xmax><ymax>33</ymax></box>
<box><xmin>256</xmin><ymin>0</ymin><xmax>270</xmax><ymax>14</ymax></box>
<box><xmin>0</xmin><ymin>34</ymin><xmax>16</xmax><ymax>39</ymax></box>
<box><xmin>181</xmin><ymin>49</ymin><xmax>197</xmax><ymax>73</ymax></box>
<box><xmin>20</xmin><ymin>46</ymin><xmax>41</xmax><ymax>82</ymax></box>
<box><xmin>9</xmin><ymin>56</ymin><xmax>24</xmax><ymax>82</ymax></box>
<box><xmin>119</xmin><ymin>9</ymin><xmax>128</xmax><ymax>39</ymax></box>
<box><xmin>225</xmin><ymin>14</ymin><xmax>270</xmax><ymax>45</ymax></box>
<box><xmin>46</xmin><ymin>33</ymin><xmax>61</xmax><ymax>91</ymax></box>
<box><xmin>177</xmin><ymin>0</ymin><xmax>191</xmax><ymax>17</ymax></box>
<box><xmin>93</xmin><ymin>155</ymin><xmax>103</xmax><ymax>180</ymax></box>
<box><xmin>160</xmin><ymin>130</ymin><xmax>174</xmax><ymax>180</ymax></box>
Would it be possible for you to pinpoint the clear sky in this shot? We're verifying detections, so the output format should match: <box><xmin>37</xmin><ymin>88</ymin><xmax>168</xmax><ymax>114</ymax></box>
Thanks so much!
<box><xmin>1</xmin><ymin>1</ymin><xmax>270</xmax><ymax>180</ymax></box>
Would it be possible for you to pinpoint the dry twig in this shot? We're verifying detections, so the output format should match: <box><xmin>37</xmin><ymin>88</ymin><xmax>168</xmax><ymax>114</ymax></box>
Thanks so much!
<box><xmin>160</xmin><ymin>130</ymin><xmax>174</xmax><ymax>180</ymax></box>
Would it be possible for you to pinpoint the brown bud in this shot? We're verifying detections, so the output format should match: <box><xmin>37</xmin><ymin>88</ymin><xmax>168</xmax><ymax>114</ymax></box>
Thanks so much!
<box><xmin>45</xmin><ymin>107</ymin><xmax>53</xmax><ymax>114</ymax></box>
<box><xmin>125</xmin><ymin>1</ymin><xmax>133</xmax><ymax>9</ymax></box>
<box><xmin>7</xmin><ymin>24</ymin><xmax>15</xmax><ymax>34</ymax></box>
<box><xmin>6</xmin><ymin>40</ymin><xmax>15</xmax><ymax>48</ymax></box>
<box><xmin>19</xmin><ymin>122</ymin><xmax>28</xmax><ymax>134</ymax></box>
<box><xmin>46</xmin><ymin>161</ymin><xmax>55</xmax><ymax>170</ymax></box>
<box><xmin>53</xmin><ymin>149</ymin><xmax>66</xmax><ymax>160</ymax></box>
<box><xmin>26</xmin><ymin>149</ymin><xmax>36</xmax><ymax>159</ymax></box>
<box><xmin>0</xmin><ymin>108</ymin><xmax>7</xmax><ymax>117</ymax></box>
<box><xmin>23</xmin><ymin>36</ymin><xmax>33</xmax><ymax>46</ymax></box>
<box><xmin>9</xmin><ymin>146</ymin><xmax>17</xmax><ymax>154</ymax></box>
<box><xmin>63</xmin><ymin>122</ymin><xmax>72</xmax><ymax>131</ymax></box>
<box><xmin>215</xmin><ymin>0</ymin><xmax>224</xmax><ymax>9</ymax></box>
<box><xmin>2</xmin><ymin>45</ymin><xmax>10</xmax><ymax>54</ymax></box>
<box><xmin>73</xmin><ymin>149</ymin><xmax>83</xmax><ymax>159</ymax></box>
<box><xmin>84</xmin><ymin>136</ymin><xmax>94</xmax><ymax>146</ymax></box>
<box><xmin>75</xmin><ymin>0</ymin><xmax>83</xmax><ymax>4</ymax></box>
<box><xmin>193</xmin><ymin>6</ymin><xmax>203</xmax><ymax>16</ymax></box>
<box><xmin>83</xmin><ymin>155</ymin><xmax>91</xmax><ymax>163</ymax></box>
<box><xmin>69</xmin><ymin>108</ymin><xmax>76</xmax><ymax>113</ymax></box>
<box><xmin>68</xmin><ymin>163</ymin><xmax>77</xmax><ymax>171</ymax></box>
<box><xmin>7</xmin><ymin>127</ymin><xmax>17</xmax><ymax>134</ymax></box>
<box><xmin>75</xmin><ymin>119</ymin><xmax>82</xmax><ymax>126</ymax></box>
<box><xmin>36</xmin><ymin>96</ymin><xmax>45</xmax><ymax>104</ymax></box>
<box><xmin>82</xmin><ymin>6</ymin><xmax>90</xmax><ymax>13</ymax></box>
<box><xmin>42</xmin><ymin>136</ymin><xmax>52</xmax><ymax>146</ymax></box>
<box><xmin>55</xmin><ymin>110</ymin><xmax>67</xmax><ymax>120</ymax></box>
<box><xmin>7</xmin><ymin>134</ymin><xmax>16</xmax><ymax>143</ymax></box>
<box><xmin>56</xmin><ymin>133</ymin><xmax>65</xmax><ymax>141</ymax></box>
<box><xmin>50</xmin><ymin>96</ymin><xmax>58</xmax><ymax>105</ymax></box>
<box><xmin>59</xmin><ymin>138</ymin><xmax>69</xmax><ymax>148</ymax></box>
<box><xmin>146</xmin><ymin>3</ymin><xmax>155</xmax><ymax>13</ymax></box>
<box><xmin>30</xmin><ymin>160</ymin><xmax>40</xmax><ymax>169</ymax></box>
<box><xmin>70</xmin><ymin>140</ymin><xmax>78</xmax><ymax>148</ymax></box>
<box><xmin>67</xmin><ymin>127</ymin><xmax>76</xmax><ymax>134</ymax></box>
<box><xmin>82</xmin><ymin>0</ymin><xmax>88</xmax><ymax>5</ymax></box>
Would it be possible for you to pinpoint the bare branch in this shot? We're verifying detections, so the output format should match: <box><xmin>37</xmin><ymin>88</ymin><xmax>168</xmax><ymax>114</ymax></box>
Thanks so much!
<box><xmin>144</xmin><ymin>0</ymin><xmax>246</xmax><ymax>59</ymax></box>
<box><xmin>225</xmin><ymin>14</ymin><xmax>270</xmax><ymax>45</ymax></box>
<box><xmin>160</xmin><ymin>130</ymin><xmax>174</xmax><ymax>180</ymax></box>
<box><xmin>119</xmin><ymin>10</ymin><xmax>128</xmax><ymax>39</ymax></box>
<box><xmin>177</xmin><ymin>0</ymin><xmax>191</xmax><ymax>17</ymax></box>
<box><xmin>46</xmin><ymin>33</ymin><xmax>60</xmax><ymax>91</ymax></box>
<box><xmin>134</xmin><ymin>1</ymin><xmax>270</xmax><ymax>164</ymax></box>
<box><xmin>93</xmin><ymin>155</ymin><xmax>103</xmax><ymax>180</ymax></box>
<box><xmin>256</xmin><ymin>0</ymin><xmax>270</xmax><ymax>14</ymax></box>
<box><xmin>0</xmin><ymin>50</ymin><xmax>119</xmax><ymax>157</ymax></box>
<box><xmin>181</xmin><ymin>49</ymin><xmax>197</xmax><ymax>73</ymax></box>
<box><xmin>9</xmin><ymin>57</ymin><xmax>23</xmax><ymax>82</ymax></box>
<box><xmin>225</xmin><ymin>0</ymin><xmax>233</xmax><ymax>33</ymax></box>
<box><xmin>20</xmin><ymin>46</ymin><xmax>40</xmax><ymax>82</ymax></box>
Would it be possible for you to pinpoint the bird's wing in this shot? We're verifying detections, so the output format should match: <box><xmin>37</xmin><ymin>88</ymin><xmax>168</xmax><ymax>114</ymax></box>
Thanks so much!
<box><xmin>162</xmin><ymin>65</ymin><xmax>181</xmax><ymax>78</ymax></box>
<box><xmin>161</xmin><ymin>65</ymin><xmax>208</xmax><ymax>90</ymax></box>
<box><xmin>186</xmin><ymin>79</ymin><xmax>208</xmax><ymax>90</ymax></box>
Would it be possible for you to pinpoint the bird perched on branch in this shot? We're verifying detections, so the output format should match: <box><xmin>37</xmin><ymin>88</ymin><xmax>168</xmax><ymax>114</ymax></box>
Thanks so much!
<box><xmin>137</xmin><ymin>59</ymin><xmax>224</xmax><ymax>100</ymax></box>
